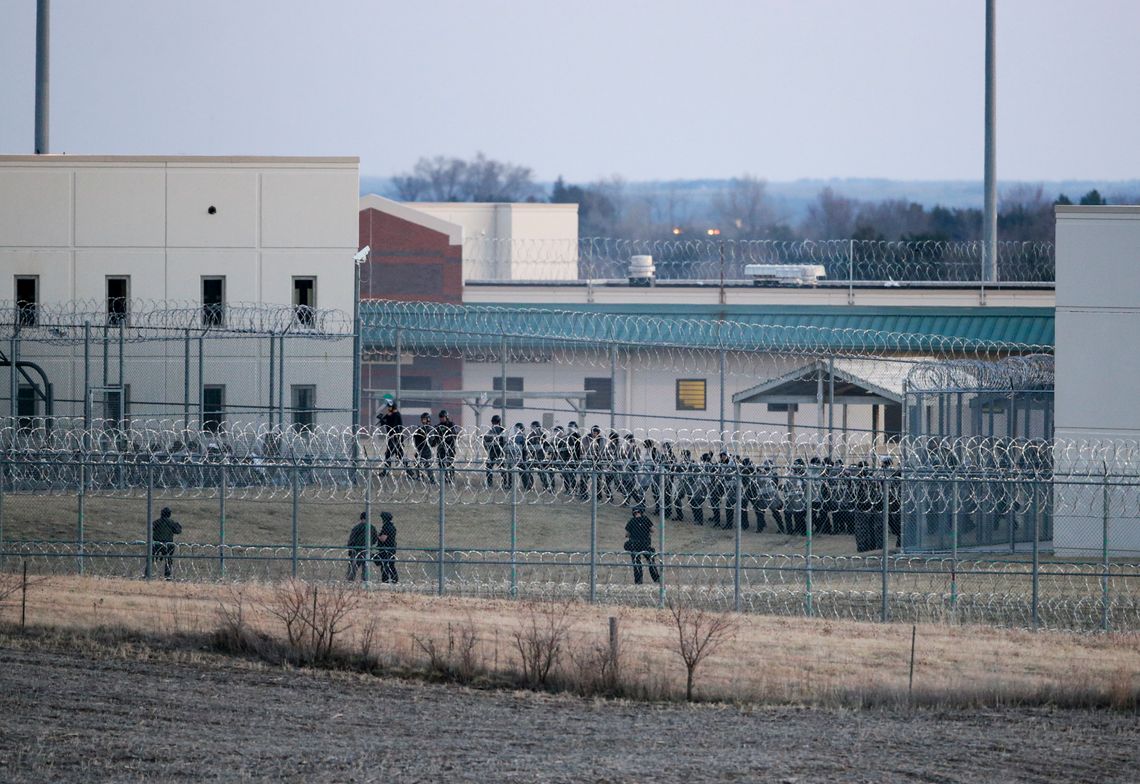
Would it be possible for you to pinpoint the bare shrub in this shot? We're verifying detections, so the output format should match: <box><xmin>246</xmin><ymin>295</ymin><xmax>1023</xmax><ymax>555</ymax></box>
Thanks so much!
<box><xmin>262</xmin><ymin>579</ymin><xmax>361</xmax><ymax>664</ymax></box>
<box><xmin>512</xmin><ymin>601</ymin><xmax>575</xmax><ymax>690</ymax></box>
<box><xmin>413</xmin><ymin>621</ymin><xmax>480</xmax><ymax>682</ymax></box>
<box><xmin>667</xmin><ymin>602</ymin><xmax>738</xmax><ymax>701</ymax></box>
<box><xmin>567</xmin><ymin>620</ymin><xmax>625</xmax><ymax>697</ymax></box>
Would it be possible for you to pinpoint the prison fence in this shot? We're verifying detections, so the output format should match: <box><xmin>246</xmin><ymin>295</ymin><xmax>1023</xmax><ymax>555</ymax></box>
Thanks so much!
<box><xmin>457</xmin><ymin>238</ymin><xmax>1056</xmax><ymax>283</ymax></box>
<box><xmin>0</xmin><ymin>426</ymin><xmax>1135</xmax><ymax>633</ymax></box>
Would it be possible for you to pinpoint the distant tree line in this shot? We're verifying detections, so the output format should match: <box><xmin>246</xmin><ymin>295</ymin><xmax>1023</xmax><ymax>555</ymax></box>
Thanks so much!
<box><xmin>392</xmin><ymin>154</ymin><xmax>1133</xmax><ymax>243</ymax></box>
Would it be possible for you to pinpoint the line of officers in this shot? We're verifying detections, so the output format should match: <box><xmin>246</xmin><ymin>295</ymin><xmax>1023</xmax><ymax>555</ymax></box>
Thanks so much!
<box><xmin>377</xmin><ymin>404</ymin><xmax>901</xmax><ymax>552</ymax></box>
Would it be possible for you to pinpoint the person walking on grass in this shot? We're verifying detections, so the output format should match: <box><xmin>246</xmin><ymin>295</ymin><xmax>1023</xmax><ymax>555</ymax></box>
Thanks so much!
<box><xmin>377</xmin><ymin>511</ymin><xmax>399</xmax><ymax>584</ymax></box>
<box><xmin>346</xmin><ymin>511</ymin><xmax>383</xmax><ymax>581</ymax></box>
<box><xmin>148</xmin><ymin>506</ymin><xmax>182</xmax><ymax>580</ymax></box>
<box><xmin>623</xmin><ymin>503</ymin><xmax>661</xmax><ymax>585</ymax></box>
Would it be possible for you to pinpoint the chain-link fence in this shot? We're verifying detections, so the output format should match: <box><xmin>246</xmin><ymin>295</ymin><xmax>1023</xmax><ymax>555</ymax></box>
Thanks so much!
<box><xmin>1</xmin><ymin>426</ymin><xmax>1135</xmax><ymax>632</ymax></box>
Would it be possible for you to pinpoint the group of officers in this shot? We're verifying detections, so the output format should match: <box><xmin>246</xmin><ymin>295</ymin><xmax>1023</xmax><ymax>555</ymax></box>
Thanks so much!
<box><xmin>376</xmin><ymin>401</ymin><xmax>901</xmax><ymax>553</ymax></box>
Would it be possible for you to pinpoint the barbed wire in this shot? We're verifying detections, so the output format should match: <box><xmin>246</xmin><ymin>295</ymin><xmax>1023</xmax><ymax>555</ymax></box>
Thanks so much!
<box><xmin>0</xmin><ymin>420</ymin><xmax>1135</xmax><ymax>476</ymax></box>
<box><xmin>0</xmin><ymin>299</ymin><xmax>354</xmax><ymax>342</ymax></box>
<box><xmin>456</xmin><ymin>238</ymin><xmax>1056</xmax><ymax>283</ymax></box>
<box><xmin>360</xmin><ymin>300</ymin><xmax>1052</xmax><ymax>364</ymax></box>
<box><xmin>906</xmin><ymin>355</ymin><xmax>1055</xmax><ymax>392</ymax></box>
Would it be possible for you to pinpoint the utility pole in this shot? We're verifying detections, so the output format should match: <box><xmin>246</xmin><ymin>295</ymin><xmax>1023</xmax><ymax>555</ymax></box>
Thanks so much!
<box><xmin>982</xmin><ymin>0</ymin><xmax>998</xmax><ymax>283</ymax></box>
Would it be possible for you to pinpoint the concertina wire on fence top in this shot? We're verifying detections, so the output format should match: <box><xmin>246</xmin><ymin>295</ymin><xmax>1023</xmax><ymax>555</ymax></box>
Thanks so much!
<box><xmin>457</xmin><ymin>238</ymin><xmax>1056</xmax><ymax>283</ymax></box>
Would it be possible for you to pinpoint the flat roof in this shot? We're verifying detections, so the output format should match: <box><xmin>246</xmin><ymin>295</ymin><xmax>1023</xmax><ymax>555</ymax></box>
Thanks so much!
<box><xmin>0</xmin><ymin>154</ymin><xmax>359</xmax><ymax>164</ymax></box>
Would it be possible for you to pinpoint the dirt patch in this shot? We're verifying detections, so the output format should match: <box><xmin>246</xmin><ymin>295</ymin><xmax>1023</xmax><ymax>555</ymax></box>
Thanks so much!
<box><xmin>1</xmin><ymin>642</ymin><xmax>1136</xmax><ymax>783</ymax></box>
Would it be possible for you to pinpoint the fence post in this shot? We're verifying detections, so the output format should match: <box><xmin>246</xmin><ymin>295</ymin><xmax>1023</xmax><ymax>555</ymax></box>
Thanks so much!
<box><xmin>510</xmin><ymin>465</ymin><xmax>518</xmax><ymax>598</ymax></box>
<box><xmin>950</xmin><ymin>476</ymin><xmax>959</xmax><ymax>618</ymax></box>
<box><xmin>198</xmin><ymin>335</ymin><xmax>205</xmax><ymax>426</ymax></box>
<box><xmin>363</xmin><ymin>470</ymin><xmax>372</xmax><ymax>585</ymax></box>
<box><xmin>805</xmin><ymin>476</ymin><xmax>813</xmax><ymax>618</ymax></box>
<box><xmin>9</xmin><ymin>334</ymin><xmax>17</xmax><ymax>424</ymax></box>
<box><xmin>1102</xmin><ymin>463</ymin><xmax>1110</xmax><ymax>633</ymax></box>
<box><xmin>659</xmin><ymin>467</ymin><xmax>667</xmax><ymax>610</ymax></box>
<box><xmin>145</xmin><ymin>462</ymin><xmax>154</xmax><ymax>580</ymax></box>
<box><xmin>733</xmin><ymin>470</ymin><xmax>742</xmax><ymax>612</ymax></box>
<box><xmin>881</xmin><ymin>475</ymin><xmax>890</xmax><ymax>623</ymax></box>
<box><xmin>290</xmin><ymin>463</ymin><xmax>299</xmax><ymax>579</ymax></box>
<box><xmin>437</xmin><ymin>460</ymin><xmax>446</xmax><ymax>596</ymax></box>
<box><xmin>77</xmin><ymin>460</ymin><xmax>85</xmax><ymax>576</ymax></box>
<box><xmin>83</xmin><ymin>321</ymin><xmax>91</xmax><ymax>429</ymax></box>
<box><xmin>589</xmin><ymin>470</ymin><xmax>597</xmax><ymax>604</ymax></box>
<box><xmin>0</xmin><ymin>457</ymin><xmax>6</xmax><ymax>568</ymax></box>
<box><xmin>219</xmin><ymin>461</ymin><xmax>227</xmax><ymax>579</ymax></box>
<box><xmin>1031</xmin><ymin>479</ymin><xmax>1040</xmax><ymax>631</ymax></box>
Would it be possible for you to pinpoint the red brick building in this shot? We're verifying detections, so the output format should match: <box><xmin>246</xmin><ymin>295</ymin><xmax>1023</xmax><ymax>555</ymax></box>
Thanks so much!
<box><xmin>358</xmin><ymin>196</ymin><xmax>465</xmax><ymax>425</ymax></box>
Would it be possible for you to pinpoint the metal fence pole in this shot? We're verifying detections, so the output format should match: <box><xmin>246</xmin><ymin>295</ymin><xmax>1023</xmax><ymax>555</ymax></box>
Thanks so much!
<box><xmin>267</xmin><ymin>330</ymin><xmax>275</xmax><ymax>429</ymax></box>
<box><xmin>278</xmin><ymin>334</ymin><xmax>286</xmax><ymax>427</ymax></box>
<box><xmin>9</xmin><ymin>334</ymin><xmax>17</xmax><ymax>423</ymax></box>
<box><xmin>805</xmin><ymin>477</ymin><xmax>813</xmax><ymax>618</ymax></box>
<box><xmin>718</xmin><ymin>348</ymin><xmax>726</xmax><ymax>441</ymax></box>
<box><xmin>589</xmin><ymin>470</ymin><xmax>597</xmax><ymax>604</ymax></box>
<box><xmin>437</xmin><ymin>463</ymin><xmax>446</xmax><ymax>596</ymax></box>
<box><xmin>197</xmin><ymin>335</ymin><xmax>205</xmax><ymax>426</ymax></box>
<box><xmin>290</xmin><ymin>463</ymin><xmax>299</xmax><ymax>579</ymax></box>
<box><xmin>733</xmin><ymin>471</ymin><xmax>742</xmax><ymax>612</ymax></box>
<box><xmin>219</xmin><ymin>461</ymin><xmax>227</xmax><ymax>579</ymax></box>
<box><xmin>881</xmin><ymin>475</ymin><xmax>890</xmax><ymax>623</ymax></box>
<box><xmin>0</xmin><ymin>458</ymin><xmax>5</xmax><ymax>568</ymax></box>
<box><xmin>394</xmin><ymin>328</ymin><xmax>403</xmax><ymax>410</ymax></box>
<box><xmin>145</xmin><ymin>463</ymin><xmax>154</xmax><ymax>580</ymax></box>
<box><xmin>77</xmin><ymin>461</ymin><xmax>85</xmax><ymax>575</ymax></box>
<box><xmin>658</xmin><ymin>467</ymin><xmax>666</xmax><ymax>610</ymax></box>
<box><xmin>1102</xmin><ymin>464</ymin><xmax>1111</xmax><ymax>633</ymax></box>
<box><xmin>510</xmin><ymin>466</ymin><xmax>518</xmax><ymax>598</ymax></box>
<box><xmin>83</xmin><ymin>321</ymin><xmax>91</xmax><ymax>429</ymax></box>
<box><xmin>498</xmin><ymin>335</ymin><xmax>506</xmax><ymax>429</ymax></box>
<box><xmin>950</xmin><ymin>476</ymin><xmax>959</xmax><ymax>617</ymax></box>
<box><xmin>1031</xmin><ymin>480</ymin><xmax>1040</xmax><ymax>631</ymax></box>
<box><xmin>363</xmin><ymin>472</ymin><xmax>372</xmax><ymax>585</ymax></box>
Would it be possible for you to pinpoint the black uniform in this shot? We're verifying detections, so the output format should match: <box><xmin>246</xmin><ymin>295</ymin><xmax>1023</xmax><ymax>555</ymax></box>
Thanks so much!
<box><xmin>377</xmin><ymin>512</ymin><xmax>398</xmax><ymax>583</ymax></box>
<box><xmin>623</xmin><ymin>509</ymin><xmax>661</xmax><ymax>585</ymax></box>
<box><xmin>411</xmin><ymin>415</ymin><xmax>437</xmax><ymax>484</ymax></box>
<box><xmin>378</xmin><ymin>406</ymin><xmax>405</xmax><ymax>473</ymax></box>
<box><xmin>148</xmin><ymin>508</ymin><xmax>182</xmax><ymax>579</ymax></box>
<box><xmin>346</xmin><ymin>516</ymin><xmax>383</xmax><ymax>581</ymax></box>
<box><xmin>483</xmin><ymin>418</ymin><xmax>507</xmax><ymax>488</ymax></box>
<box><xmin>435</xmin><ymin>413</ymin><xmax>458</xmax><ymax>483</ymax></box>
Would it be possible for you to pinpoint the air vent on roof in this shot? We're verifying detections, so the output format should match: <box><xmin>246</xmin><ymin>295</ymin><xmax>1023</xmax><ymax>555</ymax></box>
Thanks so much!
<box><xmin>628</xmin><ymin>255</ymin><xmax>656</xmax><ymax>287</ymax></box>
<box><xmin>744</xmin><ymin>264</ymin><xmax>827</xmax><ymax>287</ymax></box>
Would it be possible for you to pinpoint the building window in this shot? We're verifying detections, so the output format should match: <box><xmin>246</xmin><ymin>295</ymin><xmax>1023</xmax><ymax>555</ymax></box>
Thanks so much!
<box><xmin>202</xmin><ymin>277</ymin><xmax>225</xmax><ymax>327</ymax></box>
<box><xmin>203</xmin><ymin>385</ymin><xmax>225</xmax><ymax>433</ymax></box>
<box><xmin>102</xmin><ymin>385</ymin><xmax>131</xmax><ymax>429</ymax></box>
<box><xmin>291</xmin><ymin>385</ymin><xmax>316</xmax><ymax>431</ymax></box>
<box><xmin>292</xmin><ymin>277</ymin><xmax>316</xmax><ymax>327</ymax></box>
<box><xmin>17</xmin><ymin>384</ymin><xmax>37</xmax><ymax>428</ymax></box>
<box><xmin>107</xmin><ymin>276</ymin><xmax>130</xmax><ymax>326</ymax></box>
<box><xmin>492</xmin><ymin>376</ymin><xmax>524</xmax><ymax>409</ymax></box>
<box><xmin>584</xmin><ymin>377</ymin><xmax>613</xmax><ymax>411</ymax></box>
<box><xmin>676</xmin><ymin>379</ymin><xmax>706</xmax><ymax>411</ymax></box>
<box><xmin>14</xmin><ymin>276</ymin><xmax>38</xmax><ymax>327</ymax></box>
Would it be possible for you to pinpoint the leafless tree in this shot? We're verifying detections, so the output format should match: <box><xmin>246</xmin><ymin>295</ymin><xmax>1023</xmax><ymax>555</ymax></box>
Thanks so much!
<box><xmin>801</xmin><ymin>186</ymin><xmax>858</xmax><ymax>239</ymax></box>
<box><xmin>667</xmin><ymin>602</ymin><xmax>738</xmax><ymax>701</ymax></box>
<box><xmin>391</xmin><ymin>153</ymin><xmax>537</xmax><ymax>203</ymax></box>
<box><xmin>711</xmin><ymin>174</ymin><xmax>777</xmax><ymax>239</ymax></box>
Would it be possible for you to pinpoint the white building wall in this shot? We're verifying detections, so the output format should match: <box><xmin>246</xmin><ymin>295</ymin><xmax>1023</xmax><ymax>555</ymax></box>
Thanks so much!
<box><xmin>1053</xmin><ymin>205</ymin><xmax>1140</xmax><ymax>556</ymax></box>
<box><xmin>403</xmin><ymin>202</ymin><xmax>579</xmax><ymax>281</ymax></box>
<box><xmin>0</xmin><ymin>155</ymin><xmax>359</xmax><ymax>429</ymax></box>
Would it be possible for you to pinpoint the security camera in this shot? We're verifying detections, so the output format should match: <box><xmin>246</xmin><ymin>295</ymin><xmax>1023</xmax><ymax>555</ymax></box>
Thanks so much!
<box><xmin>353</xmin><ymin>246</ymin><xmax>371</xmax><ymax>263</ymax></box>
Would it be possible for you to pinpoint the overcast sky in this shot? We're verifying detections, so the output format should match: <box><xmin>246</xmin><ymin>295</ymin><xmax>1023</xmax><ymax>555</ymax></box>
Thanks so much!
<box><xmin>1</xmin><ymin>0</ymin><xmax>1138</xmax><ymax>183</ymax></box>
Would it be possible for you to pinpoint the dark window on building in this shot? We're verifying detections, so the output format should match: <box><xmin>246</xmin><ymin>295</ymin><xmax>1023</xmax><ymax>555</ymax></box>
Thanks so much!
<box><xmin>202</xmin><ymin>277</ymin><xmax>225</xmax><ymax>327</ymax></box>
<box><xmin>293</xmin><ymin>277</ymin><xmax>315</xmax><ymax>327</ymax></box>
<box><xmin>401</xmin><ymin>375</ymin><xmax>434</xmax><ymax>410</ymax></box>
<box><xmin>585</xmin><ymin>377</ymin><xmax>613</xmax><ymax>411</ymax></box>
<box><xmin>492</xmin><ymin>376</ymin><xmax>524</xmax><ymax>409</ymax></box>
<box><xmin>675</xmin><ymin>379</ymin><xmax>706</xmax><ymax>411</ymax></box>
<box><xmin>885</xmin><ymin>404</ymin><xmax>903</xmax><ymax>443</ymax></box>
<box><xmin>203</xmin><ymin>385</ymin><xmax>225</xmax><ymax>433</ymax></box>
<box><xmin>291</xmin><ymin>385</ymin><xmax>315</xmax><ymax>431</ymax></box>
<box><xmin>17</xmin><ymin>384</ymin><xmax>37</xmax><ymax>428</ymax></box>
<box><xmin>107</xmin><ymin>276</ymin><xmax>129</xmax><ymax>326</ymax></box>
<box><xmin>102</xmin><ymin>385</ymin><xmax>131</xmax><ymax>429</ymax></box>
<box><xmin>15</xmin><ymin>276</ymin><xmax>37</xmax><ymax>327</ymax></box>
<box><xmin>767</xmin><ymin>403</ymin><xmax>799</xmax><ymax>413</ymax></box>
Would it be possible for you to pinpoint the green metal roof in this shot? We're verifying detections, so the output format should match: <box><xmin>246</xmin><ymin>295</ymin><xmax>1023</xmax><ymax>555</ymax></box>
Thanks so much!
<box><xmin>361</xmin><ymin>302</ymin><xmax>1054</xmax><ymax>354</ymax></box>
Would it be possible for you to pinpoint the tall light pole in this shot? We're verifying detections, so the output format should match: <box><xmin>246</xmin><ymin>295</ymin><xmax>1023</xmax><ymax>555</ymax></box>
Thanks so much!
<box><xmin>982</xmin><ymin>0</ymin><xmax>997</xmax><ymax>283</ymax></box>
<box><xmin>35</xmin><ymin>0</ymin><xmax>50</xmax><ymax>153</ymax></box>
